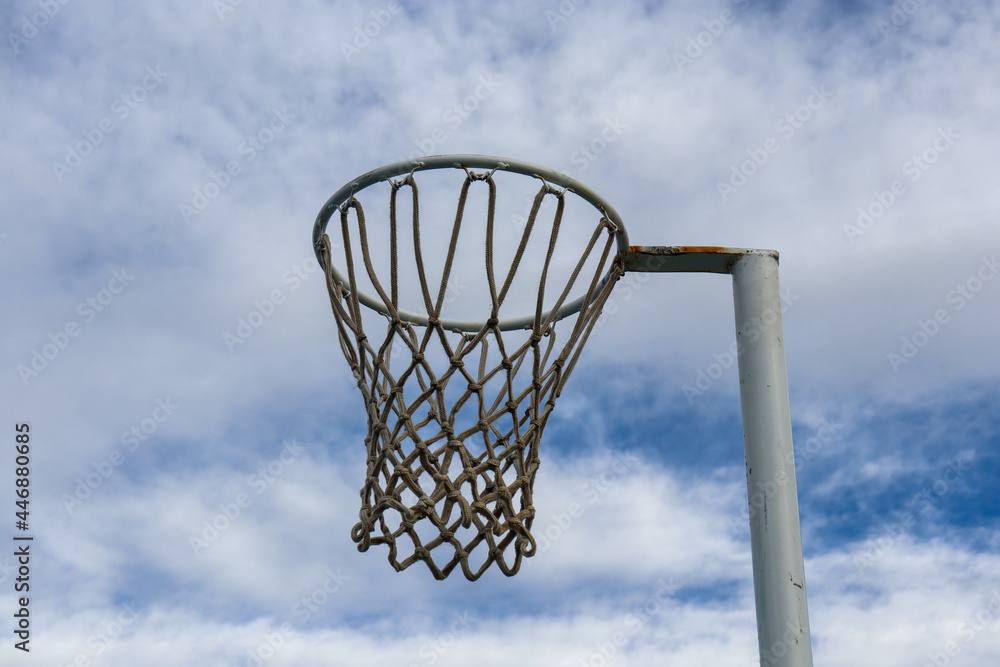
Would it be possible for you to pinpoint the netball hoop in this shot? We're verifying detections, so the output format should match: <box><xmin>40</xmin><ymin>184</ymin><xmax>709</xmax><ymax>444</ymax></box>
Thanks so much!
<box><xmin>313</xmin><ymin>154</ymin><xmax>813</xmax><ymax>666</ymax></box>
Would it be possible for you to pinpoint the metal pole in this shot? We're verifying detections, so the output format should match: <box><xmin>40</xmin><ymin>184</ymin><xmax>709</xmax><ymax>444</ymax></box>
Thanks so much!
<box><xmin>730</xmin><ymin>251</ymin><xmax>813</xmax><ymax>667</ymax></box>
<box><xmin>578</xmin><ymin>244</ymin><xmax>815</xmax><ymax>662</ymax></box>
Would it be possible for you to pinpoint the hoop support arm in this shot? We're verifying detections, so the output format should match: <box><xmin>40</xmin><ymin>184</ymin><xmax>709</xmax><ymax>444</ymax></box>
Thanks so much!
<box><xmin>625</xmin><ymin>245</ymin><xmax>814</xmax><ymax>666</ymax></box>
<box><xmin>623</xmin><ymin>245</ymin><xmax>777</xmax><ymax>274</ymax></box>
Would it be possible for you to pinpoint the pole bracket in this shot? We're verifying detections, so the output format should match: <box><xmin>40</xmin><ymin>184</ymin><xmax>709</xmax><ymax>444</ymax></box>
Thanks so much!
<box><xmin>624</xmin><ymin>246</ymin><xmax>779</xmax><ymax>275</ymax></box>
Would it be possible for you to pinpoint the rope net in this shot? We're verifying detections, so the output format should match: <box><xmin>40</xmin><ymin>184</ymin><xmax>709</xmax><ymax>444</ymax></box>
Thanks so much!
<box><xmin>319</xmin><ymin>167</ymin><xmax>622</xmax><ymax>580</ymax></box>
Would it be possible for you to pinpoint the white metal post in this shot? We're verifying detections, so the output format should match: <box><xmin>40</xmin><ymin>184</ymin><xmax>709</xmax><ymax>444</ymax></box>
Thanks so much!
<box><xmin>731</xmin><ymin>251</ymin><xmax>812</xmax><ymax>667</ymax></box>
<box><xmin>625</xmin><ymin>246</ymin><xmax>813</xmax><ymax>665</ymax></box>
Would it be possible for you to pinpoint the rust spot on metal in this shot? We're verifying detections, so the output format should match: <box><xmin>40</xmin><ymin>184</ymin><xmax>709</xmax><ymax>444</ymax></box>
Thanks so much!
<box><xmin>673</xmin><ymin>246</ymin><xmax>738</xmax><ymax>254</ymax></box>
<box><xmin>623</xmin><ymin>246</ymin><xmax>773</xmax><ymax>274</ymax></box>
<box><xmin>628</xmin><ymin>245</ymin><xmax>740</xmax><ymax>255</ymax></box>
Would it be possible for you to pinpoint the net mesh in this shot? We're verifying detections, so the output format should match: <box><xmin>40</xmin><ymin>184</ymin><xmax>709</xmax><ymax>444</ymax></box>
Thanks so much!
<box><xmin>319</xmin><ymin>167</ymin><xmax>622</xmax><ymax>580</ymax></box>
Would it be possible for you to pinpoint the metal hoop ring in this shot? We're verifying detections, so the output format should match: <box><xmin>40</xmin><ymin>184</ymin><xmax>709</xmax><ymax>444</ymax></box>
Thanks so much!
<box><xmin>313</xmin><ymin>154</ymin><xmax>630</xmax><ymax>332</ymax></box>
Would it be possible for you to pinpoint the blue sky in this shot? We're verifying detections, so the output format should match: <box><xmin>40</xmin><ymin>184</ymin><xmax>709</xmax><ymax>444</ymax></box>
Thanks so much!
<box><xmin>2</xmin><ymin>0</ymin><xmax>999</xmax><ymax>665</ymax></box>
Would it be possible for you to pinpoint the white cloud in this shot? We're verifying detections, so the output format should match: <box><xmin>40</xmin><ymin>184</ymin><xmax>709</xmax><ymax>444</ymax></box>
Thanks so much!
<box><xmin>15</xmin><ymin>455</ymin><xmax>1000</xmax><ymax>665</ymax></box>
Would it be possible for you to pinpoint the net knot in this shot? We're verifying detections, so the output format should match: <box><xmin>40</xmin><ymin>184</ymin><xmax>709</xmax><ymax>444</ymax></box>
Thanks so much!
<box><xmin>389</xmin><ymin>168</ymin><xmax>421</xmax><ymax>189</ymax></box>
<box><xmin>337</xmin><ymin>193</ymin><xmax>358</xmax><ymax>214</ymax></box>
<box><xmin>412</xmin><ymin>352</ymin><xmax>425</xmax><ymax>363</ymax></box>
<box><xmin>450</xmin><ymin>358</ymin><xmax>464</xmax><ymax>369</ymax></box>
<box><xmin>467</xmin><ymin>381</ymin><xmax>482</xmax><ymax>392</ymax></box>
<box><xmin>414</xmin><ymin>497</ymin><xmax>435</xmax><ymax>514</ymax></box>
<box><xmin>542</xmin><ymin>181</ymin><xmax>569</xmax><ymax>197</ymax></box>
<box><xmin>486</xmin><ymin>317</ymin><xmax>499</xmax><ymax>328</ymax></box>
<box><xmin>463</xmin><ymin>164</ymin><xmax>503</xmax><ymax>181</ymax></box>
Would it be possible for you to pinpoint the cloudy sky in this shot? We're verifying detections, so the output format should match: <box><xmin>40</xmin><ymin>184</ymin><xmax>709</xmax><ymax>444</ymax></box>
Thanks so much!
<box><xmin>3</xmin><ymin>0</ymin><xmax>999</xmax><ymax>665</ymax></box>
